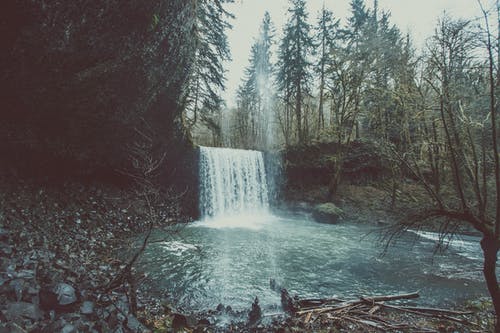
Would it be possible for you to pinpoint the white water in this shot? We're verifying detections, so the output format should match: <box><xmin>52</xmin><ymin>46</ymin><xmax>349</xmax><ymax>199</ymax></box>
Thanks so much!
<box><xmin>198</xmin><ymin>146</ymin><xmax>270</xmax><ymax>225</ymax></box>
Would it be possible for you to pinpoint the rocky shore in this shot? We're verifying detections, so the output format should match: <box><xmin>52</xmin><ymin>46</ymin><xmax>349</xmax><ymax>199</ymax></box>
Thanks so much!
<box><xmin>0</xmin><ymin>180</ymin><xmax>180</xmax><ymax>332</ymax></box>
<box><xmin>0</xmin><ymin>178</ymin><xmax>494</xmax><ymax>332</ymax></box>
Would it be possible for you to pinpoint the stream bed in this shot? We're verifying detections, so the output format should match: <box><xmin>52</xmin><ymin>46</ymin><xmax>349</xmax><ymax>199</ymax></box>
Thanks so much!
<box><xmin>138</xmin><ymin>212</ymin><xmax>487</xmax><ymax>314</ymax></box>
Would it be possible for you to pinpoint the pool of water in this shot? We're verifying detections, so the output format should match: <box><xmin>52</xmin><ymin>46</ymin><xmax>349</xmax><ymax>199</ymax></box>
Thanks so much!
<box><xmin>138</xmin><ymin>211</ymin><xmax>487</xmax><ymax>313</ymax></box>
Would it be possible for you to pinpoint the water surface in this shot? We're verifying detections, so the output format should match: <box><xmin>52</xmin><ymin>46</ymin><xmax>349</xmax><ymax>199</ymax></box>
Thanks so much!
<box><xmin>139</xmin><ymin>212</ymin><xmax>486</xmax><ymax>313</ymax></box>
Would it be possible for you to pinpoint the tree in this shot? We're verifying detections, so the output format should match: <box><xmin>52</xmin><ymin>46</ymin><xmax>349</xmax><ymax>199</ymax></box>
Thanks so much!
<box><xmin>314</xmin><ymin>6</ymin><xmax>339</xmax><ymax>132</ymax></box>
<box><xmin>184</xmin><ymin>0</ymin><xmax>233</xmax><ymax>140</ymax></box>
<box><xmin>235</xmin><ymin>12</ymin><xmax>276</xmax><ymax>149</ymax></box>
<box><xmin>387</xmin><ymin>11</ymin><xmax>500</xmax><ymax>331</ymax></box>
<box><xmin>277</xmin><ymin>0</ymin><xmax>314</xmax><ymax>144</ymax></box>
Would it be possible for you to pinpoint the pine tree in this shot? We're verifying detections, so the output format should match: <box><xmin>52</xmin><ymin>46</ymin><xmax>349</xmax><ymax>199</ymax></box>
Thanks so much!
<box><xmin>235</xmin><ymin>12</ymin><xmax>275</xmax><ymax>148</ymax></box>
<box><xmin>277</xmin><ymin>0</ymin><xmax>314</xmax><ymax>144</ymax></box>
<box><xmin>185</xmin><ymin>0</ymin><xmax>233</xmax><ymax>138</ymax></box>
<box><xmin>314</xmin><ymin>6</ymin><xmax>339</xmax><ymax>131</ymax></box>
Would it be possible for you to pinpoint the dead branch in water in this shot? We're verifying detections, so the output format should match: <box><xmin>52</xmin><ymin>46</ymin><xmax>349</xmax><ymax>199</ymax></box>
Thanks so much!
<box><xmin>293</xmin><ymin>291</ymin><xmax>480</xmax><ymax>332</ymax></box>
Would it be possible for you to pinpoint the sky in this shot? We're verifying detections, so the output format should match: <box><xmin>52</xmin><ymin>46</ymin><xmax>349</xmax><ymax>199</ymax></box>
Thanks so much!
<box><xmin>223</xmin><ymin>0</ymin><xmax>483</xmax><ymax>108</ymax></box>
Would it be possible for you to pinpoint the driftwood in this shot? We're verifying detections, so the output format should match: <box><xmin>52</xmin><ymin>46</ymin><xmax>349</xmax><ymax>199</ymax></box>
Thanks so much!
<box><xmin>293</xmin><ymin>291</ymin><xmax>480</xmax><ymax>332</ymax></box>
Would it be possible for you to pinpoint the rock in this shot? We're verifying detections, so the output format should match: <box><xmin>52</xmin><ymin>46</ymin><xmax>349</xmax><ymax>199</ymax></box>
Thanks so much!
<box><xmin>9</xmin><ymin>279</ymin><xmax>25</xmax><ymax>301</ymax></box>
<box><xmin>0</xmin><ymin>245</ymin><xmax>13</xmax><ymax>256</ymax></box>
<box><xmin>126</xmin><ymin>314</ymin><xmax>150</xmax><ymax>333</ymax></box>
<box><xmin>312</xmin><ymin>203</ymin><xmax>343</xmax><ymax>224</ymax></box>
<box><xmin>281</xmin><ymin>289</ymin><xmax>297</xmax><ymax>313</ymax></box>
<box><xmin>0</xmin><ymin>228</ymin><xmax>9</xmax><ymax>241</ymax></box>
<box><xmin>216</xmin><ymin>303</ymin><xmax>224</xmax><ymax>312</ymax></box>
<box><xmin>172</xmin><ymin>313</ymin><xmax>188</xmax><ymax>330</ymax></box>
<box><xmin>80</xmin><ymin>301</ymin><xmax>94</xmax><ymax>315</ymax></box>
<box><xmin>40</xmin><ymin>283</ymin><xmax>78</xmax><ymax>312</ymax></box>
<box><xmin>248</xmin><ymin>296</ymin><xmax>262</xmax><ymax>325</ymax></box>
<box><xmin>197</xmin><ymin>318</ymin><xmax>210</xmax><ymax>326</ymax></box>
<box><xmin>0</xmin><ymin>322</ymin><xmax>27</xmax><ymax>333</ymax></box>
<box><xmin>61</xmin><ymin>324</ymin><xmax>76</xmax><ymax>333</ymax></box>
<box><xmin>3</xmin><ymin>301</ymin><xmax>44</xmax><ymax>321</ymax></box>
<box><xmin>54</xmin><ymin>283</ymin><xmax>77</xmax><ymax>306</ymax></box>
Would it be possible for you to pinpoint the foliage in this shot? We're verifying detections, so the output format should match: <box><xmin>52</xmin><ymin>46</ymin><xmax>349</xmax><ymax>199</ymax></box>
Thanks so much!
<box><xmin>184</xmin><ymin>0</ymin><xmax>234</xmax><ymax>146</ymax></box>
<box><xmin>232</xmin><ymin>11</ymin><xmax>276</xmax><ymax>149</ymax></box>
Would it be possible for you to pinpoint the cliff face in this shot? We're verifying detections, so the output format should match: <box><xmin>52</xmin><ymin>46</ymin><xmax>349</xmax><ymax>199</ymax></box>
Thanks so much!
<box><xmin>284</xmin><ymin>140</ymin><xmax>390</xmax><ymax>190</ymax></box>
<box><xmin>0</xmin><ymin>1</ymin><xmax>195</xmax><ymax>184</ymax></box>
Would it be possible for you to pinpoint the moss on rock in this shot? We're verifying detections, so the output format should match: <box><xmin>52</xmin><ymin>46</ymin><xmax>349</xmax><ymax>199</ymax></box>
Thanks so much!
<box><xmin>312</xmin><ymin>202</ymin><xmax>343</xmax><ymax>224</ymax></box>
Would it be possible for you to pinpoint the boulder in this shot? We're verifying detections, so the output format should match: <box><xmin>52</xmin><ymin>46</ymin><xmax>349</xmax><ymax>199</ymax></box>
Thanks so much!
<box><xmin>312</xmin><ymin>203</ymin><xmax>343</xmax><ymax>224</ymax></box>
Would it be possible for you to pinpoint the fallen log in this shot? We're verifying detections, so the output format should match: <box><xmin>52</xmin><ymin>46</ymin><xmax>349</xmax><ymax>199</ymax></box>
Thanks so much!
<box><xmin>360</xmin><ymin>291</ymin><xmax>419</xmax><ymax>303</ymax></box>
<box><xmin>293</xmin><ymin>291</ymin><xmax>480</xmax><ymax>332</ymax></box>
<box><xmin>398</xmin><ymin>306</ymin><xmax>474</xmax><ymax>316</ymax></box>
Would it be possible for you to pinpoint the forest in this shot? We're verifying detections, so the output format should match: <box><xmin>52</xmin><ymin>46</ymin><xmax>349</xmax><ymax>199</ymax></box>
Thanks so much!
<box><xmin>0</xmin><ymin>0</ymin><xmax>499</xmax><ymax>332</ymax></box>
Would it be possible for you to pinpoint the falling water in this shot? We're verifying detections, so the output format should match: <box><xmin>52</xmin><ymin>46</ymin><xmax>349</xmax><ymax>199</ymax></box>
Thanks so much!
<box><xmin>199</xmin><ymin>146</ymin><xmax>270</xmax><ymax>219</ymax></box>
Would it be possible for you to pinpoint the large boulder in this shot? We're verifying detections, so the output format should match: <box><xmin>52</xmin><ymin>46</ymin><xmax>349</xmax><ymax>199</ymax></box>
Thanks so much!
<box><xmin>312</xmin><ymin>203</ymin><xmax>343</xmax><ymax>224</ymax></box>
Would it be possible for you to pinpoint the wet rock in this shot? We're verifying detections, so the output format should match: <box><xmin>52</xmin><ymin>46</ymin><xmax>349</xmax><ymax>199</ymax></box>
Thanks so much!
<box><xmin>0</xmin><ymin>228</ymin><xmax>9</xmax><ymax>241</ymax></box>
<box><xmin>61</xmin><ymin>323</ymin><xmax>76</xmax><ymax>333</ymax></box>
<box><xmin>0</xmin><ymin>322</ymin><xmax>27</xmax><ymax>333</ymax></box>
<box><xmin>40</xmin><ymin>283</ymin><xmax>78</xmax><ymax>312</ymax></box>
<box><xmin>197</xmin><ymin>318</ymin><xmax>210</xmax><ymax>326</ymax></box>
<box><xmin>13</xmin><ymin>269</ymin><xmax>35</xmax><ymax>279</ymax></box>
<box><xmin>3</xmin><ymin>301</ymin><xmax>44</xmax><ymax>321</ymax></box>
<box><xmin>54</xmin><ymin>283</ymin><xmax>77</xmax><ymax>306</ymax></box>
<box><xmin>281</xmin><ymin>289</ymin><xmax>297</xmax><ymax>313</ymax></box>
<box><xmin>126</xmin><ymin>314</ymin><xmax>150</xmax><ymax>332</ymax></box>
<box><xmin>248</xmin><ymin>297</ymin><xmax>262</xmax><ymax>325</ymax></box>
<box><xmin>216</xmin><ymin>303</ymin><xmax>224</xmax><ymax>312</ymax></box>
<box><xmin>80</xmin><ymin>301</ymin><xmax>94</xmax><ymax>315</ymax></box>
<box><xmin>113</xmin><ymin>324</ymin><xmax>125</xmax><ymax>333</ymax></box>
<box><xmin>172</xmin><ymin>313</ymin><xmax>188</xmax><ymax>330</ymax></box>
<box><xmin>312</xmin><ymin>203</ymin><xmax>343</xmax><ymax>224</ymax></box>
<box><xmin>9</xmin><ymin>279</ymin><xmax>25</xmax><ymax>301</ymax></box>
<box><xmin>1</xmin><ymin>245</ymin><xmax>13</xmax><ymax>256</ymax></box>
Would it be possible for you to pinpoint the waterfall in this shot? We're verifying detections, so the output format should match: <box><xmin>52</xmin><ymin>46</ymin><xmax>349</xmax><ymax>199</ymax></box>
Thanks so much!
<box><xmin>199</xmin><ymin>146</ymin><xmax>270</xmax><ymax>219</ymax></box>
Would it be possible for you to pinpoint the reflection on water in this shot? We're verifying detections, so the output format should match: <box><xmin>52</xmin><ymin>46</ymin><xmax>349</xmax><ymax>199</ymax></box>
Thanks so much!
<box><xmin>139</xmin><ymin>212</ymin><xmax>487</xmax><ymax>313</ymax></box>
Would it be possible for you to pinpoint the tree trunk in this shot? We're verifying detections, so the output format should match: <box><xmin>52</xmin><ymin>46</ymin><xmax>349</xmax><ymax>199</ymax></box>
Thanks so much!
<box><xmin>480</xmin><ymin>235</ymin><xmax>500</xmax><ymax>332</ymax></box>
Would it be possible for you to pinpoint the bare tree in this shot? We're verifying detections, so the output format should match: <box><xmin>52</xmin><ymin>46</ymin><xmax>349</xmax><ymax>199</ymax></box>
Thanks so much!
<box><xmin>387</xmin><ymin>9</ymin><xmax>500</xmax><ymax>331</ymax></box>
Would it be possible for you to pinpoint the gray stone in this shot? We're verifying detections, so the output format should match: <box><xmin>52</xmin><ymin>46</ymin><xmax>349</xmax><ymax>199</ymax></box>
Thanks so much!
<box><xmin>0</xmin><ymin>322</ymin><xmax>27</xmax><ymax>333</ymax></box>
<box><xmin>0</xmin><ymin>228</ymin><xmax>9</xmax><ymax>241</ymax></box>
<box><xmin>3</xmin><ymin>302</ymin><xmax>44</xmax><ymax>321</ymax></box>
<box><xmin>54</xmin><ymin>283</ymin><xmax>77</xmax><ymax>306</ymax></box>
<box><xmin>9</xmin><ymin>279</ymin><xmax>24</xmax><ymax>301</ymax></box>
<box><xmin>312</xmin><ymin>203</ymin><xmax>343</xmax><ymax>224</ymax></box>
<box><xmin>126</xmin><ymin>314</ymin><xmax>150</xmax><ymax>332</ymax></box>
<box><xmin>80</xmin><ymin>301</ymin><xmax>94</xmax><ymax>315</ymax></box>
<box><xmin>61</xmin><ymin>324</ymin><xmax>76</xmax><ymax>333</ymax></box>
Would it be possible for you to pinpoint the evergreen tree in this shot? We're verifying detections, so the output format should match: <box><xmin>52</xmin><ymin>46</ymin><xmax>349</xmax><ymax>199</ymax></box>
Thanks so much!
<box><xmin>277</xmin><ymin>0</ymin><xmax>314</xmax><ymax>143</ymax></box>
<box><xmin>185</xmin><ymin>0</ymin><xmax>233</xmax><ymax>137</ymax></box>
<box><xmin>314</xmin><ymin>6</ymin><xmax>339</xmax><ymax>131</ymax></box>
<box><xmin>235</xmin><ymin>12</ymin><xmax>275</xmax><ymax>148</ymax></box>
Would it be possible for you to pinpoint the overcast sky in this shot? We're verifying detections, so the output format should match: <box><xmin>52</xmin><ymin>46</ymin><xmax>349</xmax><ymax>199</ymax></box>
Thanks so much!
<box><xmin>223</xmin><ymin>0</ymin><xmax>483</xmax><ymax>108</ymax></box>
